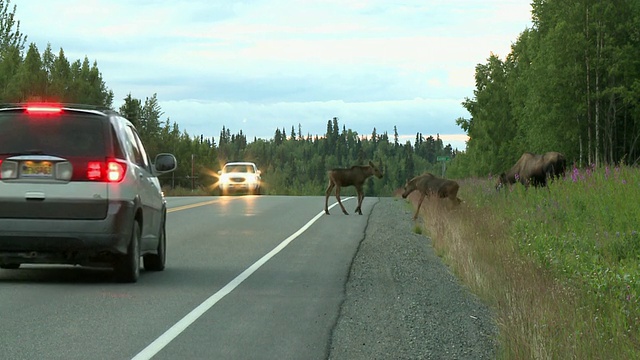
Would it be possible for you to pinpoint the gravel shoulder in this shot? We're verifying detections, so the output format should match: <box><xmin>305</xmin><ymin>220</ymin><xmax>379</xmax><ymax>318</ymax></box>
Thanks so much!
<box><xmin>328</xmin><ymin>197</ymin><xmax>497</xmax><ymax>360</ymax></box>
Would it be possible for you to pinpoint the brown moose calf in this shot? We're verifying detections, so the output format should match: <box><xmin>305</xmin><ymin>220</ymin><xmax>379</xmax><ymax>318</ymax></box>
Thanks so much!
<box><xmin>325</xmin><ymin>161</ymin><xmax>383</xmax><ymax>215</ymax></box>
<box><xmin>401</xmin><ymin>173</ymin><xmax>462</xmax><ymax>220</ymax></box>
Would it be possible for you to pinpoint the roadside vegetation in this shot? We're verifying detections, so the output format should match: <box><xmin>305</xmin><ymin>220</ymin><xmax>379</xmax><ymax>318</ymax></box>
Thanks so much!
<box><xmin>408</xmin><ymin>165</ymin><xmax>639</xmax><ymax>359</ymax></box>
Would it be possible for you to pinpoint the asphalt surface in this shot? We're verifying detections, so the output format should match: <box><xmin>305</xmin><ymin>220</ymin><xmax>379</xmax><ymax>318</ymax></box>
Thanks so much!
<box><xmin>0</xmin><ymin>195</ymin><xmax>496</xmax><ymax>359</ymax></box>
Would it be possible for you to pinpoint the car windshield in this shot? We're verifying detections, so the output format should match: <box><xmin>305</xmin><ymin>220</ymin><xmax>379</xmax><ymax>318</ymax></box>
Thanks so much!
<box><xmin>224</xmin><ymin>164</ymin><xmax>254</xmax><ymax>173</ymax></box>
<box><xmin>0</xmin><ymin>112</ymin><xmax>105</xmax><ymax>157</ymax></box>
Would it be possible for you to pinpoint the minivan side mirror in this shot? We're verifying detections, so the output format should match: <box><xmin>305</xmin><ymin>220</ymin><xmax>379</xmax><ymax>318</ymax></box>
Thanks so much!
<box><xmin>154</xmin><ymin>153</ymin><xmax>177</xmax><ymax>173</ymax></box>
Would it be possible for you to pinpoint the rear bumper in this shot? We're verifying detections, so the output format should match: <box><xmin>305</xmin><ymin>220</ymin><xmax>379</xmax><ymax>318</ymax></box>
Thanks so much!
<box><xmin>0</xmin><ymin>200</ymin><xmax>135</xmax><ymax>266</ymax></box>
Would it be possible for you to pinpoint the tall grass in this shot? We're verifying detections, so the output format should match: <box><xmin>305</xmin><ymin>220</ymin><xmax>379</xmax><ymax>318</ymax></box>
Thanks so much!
<box><xmin>406</xmin><ymin>165</ymin><xmax>640</xmax><ymax>359</ymax></box>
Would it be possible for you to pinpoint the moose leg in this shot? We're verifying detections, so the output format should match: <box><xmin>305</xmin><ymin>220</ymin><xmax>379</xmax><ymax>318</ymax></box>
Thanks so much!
<box><xmin>324</xmin><ymin>181</ymin><xmax>335</xmax><ymax>215</ymax></box>
<box><xmin>334</xmin><ymin>186</ymin><xmax>349</xmax><ymax>215</ymax></box>
<box><xmin>354</xmin><ymin>185</ymin><xmax>364</xmax><ymax>215</ymax></box>
<box><xmin>413</xmin><ymin>193</ymin><xmax>426</xmax><ymax>220</ymax></box>
<box><xmin>450</xmin><ymin>183</ymin><xmax>462</xmax><ymax>205</ymax></box>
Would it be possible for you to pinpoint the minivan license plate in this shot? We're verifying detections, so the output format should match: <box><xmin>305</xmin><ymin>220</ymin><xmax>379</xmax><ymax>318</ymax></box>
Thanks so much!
<box><xmin>21</xmin><ymin>161</ymin><xmax>53</xmax><ymax>178</ymax></box>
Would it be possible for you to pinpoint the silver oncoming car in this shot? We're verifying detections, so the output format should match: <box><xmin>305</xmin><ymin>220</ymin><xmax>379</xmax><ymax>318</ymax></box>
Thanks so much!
<box><xmin>0</xmin><ymin>103</ymin><xmax>177</xmax><ymax>282</ymax></box>
<box><xmin>218</xmin><ymin>161</ymin><xmax>262</xmax><ymax>195</ymax></box>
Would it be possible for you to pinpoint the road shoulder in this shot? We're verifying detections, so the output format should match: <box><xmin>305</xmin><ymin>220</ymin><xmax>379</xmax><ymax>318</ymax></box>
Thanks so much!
<box><xmin>328</xmin><ymin>197</ymin><xmax>497</xmax><ymax>359</ymax></box>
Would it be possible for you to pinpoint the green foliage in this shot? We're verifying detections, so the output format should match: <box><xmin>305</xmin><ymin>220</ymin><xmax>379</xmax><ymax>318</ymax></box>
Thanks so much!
<box><xmin>0</xmin><ymin>0</ymin><xmax>25</xmax><ymax>53</ymax></box>
<box><xmin>454</xmin><ymin>0</ymin><xmax>640</xmax><ymax>177</ymax></box>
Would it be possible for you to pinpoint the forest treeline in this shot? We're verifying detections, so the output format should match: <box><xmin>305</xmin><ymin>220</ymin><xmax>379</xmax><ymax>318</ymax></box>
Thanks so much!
<box><xmin>449</xmin><ymin>0</ymin><xmax>640</xmax><ymax>178</ymax></box>
<box><xmin>2</xmin><ymin>0</ymin><xmax>639</xmax><ymax>194</ymax></box>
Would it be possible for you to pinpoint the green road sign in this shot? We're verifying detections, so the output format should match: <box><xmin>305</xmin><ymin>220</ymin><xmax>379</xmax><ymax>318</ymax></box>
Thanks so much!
<box><xmin>437</xmin><ymin>156</ymin><xmax>451</xmax><ymax>161</ymax></box>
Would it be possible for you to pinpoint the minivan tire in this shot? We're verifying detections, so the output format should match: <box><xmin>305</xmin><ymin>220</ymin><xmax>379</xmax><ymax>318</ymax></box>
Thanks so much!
<box><xmin>115</xmin><ymin>221</ymin><xmax>141</xmax><ymax>283</ymax></box>
<box><xmin>143</xmin><ymin>223</ymin><xmax>166</xmax><ymax>271</ymax></box>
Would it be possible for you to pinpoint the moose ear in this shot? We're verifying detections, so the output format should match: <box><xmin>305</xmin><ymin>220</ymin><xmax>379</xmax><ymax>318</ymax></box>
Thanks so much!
<box><xmin>369</xmin><ymin>160</ymin><xmax>375</xmax><ymax>166</ymax></box>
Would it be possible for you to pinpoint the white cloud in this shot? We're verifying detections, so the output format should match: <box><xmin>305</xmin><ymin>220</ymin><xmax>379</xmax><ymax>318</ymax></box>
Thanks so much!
<box><xmin>12</xmin><ymin>0</ymin><xmax>533</xmax><ymax>151</ymax></box>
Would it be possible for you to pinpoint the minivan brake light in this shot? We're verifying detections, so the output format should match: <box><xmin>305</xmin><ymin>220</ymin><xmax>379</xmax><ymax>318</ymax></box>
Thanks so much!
<box><xmin>25</xmin><ymin>104</ymin><xmax>63</xmax><ymax>114</ymax></box>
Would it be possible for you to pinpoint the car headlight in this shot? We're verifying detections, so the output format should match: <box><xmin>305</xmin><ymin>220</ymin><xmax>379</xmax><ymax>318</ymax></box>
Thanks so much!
<box><xmin>246</xmin><ymin>175</ymin><xmax>260</xmax><ymax>185</ymax></box>
<box><xmin>219</xmin><ymin>174</ymin><xmax>230</xmax><ymax>186</ymax></box>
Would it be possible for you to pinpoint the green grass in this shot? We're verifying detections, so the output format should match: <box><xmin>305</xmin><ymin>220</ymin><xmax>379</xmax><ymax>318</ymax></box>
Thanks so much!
<box><xmin>503</xmin><ymin>166</ymin><xmax>639</xmax><ymax>355</ymax></box>
<box><xmin>409</xmin><ymin>165</ymin><xmax>640</xmax><ymax>359</ymax></box>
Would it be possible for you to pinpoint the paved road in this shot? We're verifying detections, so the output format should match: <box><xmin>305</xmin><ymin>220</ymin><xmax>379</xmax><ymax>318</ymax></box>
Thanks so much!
<box><xmin>0</xmin><ymin>195</ymin><xmax>372</xmax><ymax>359</ymax></box>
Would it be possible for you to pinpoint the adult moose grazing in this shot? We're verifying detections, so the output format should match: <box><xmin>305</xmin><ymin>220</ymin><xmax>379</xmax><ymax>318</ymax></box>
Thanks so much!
<box><xmin>401</xmin><ymin>173</ymin><xmax>462</xmax><ymax>220</ymax></box>
<box><xmin>496</xmin><ymin>151</ymin><xmax>567</xmax><ymax>190</ymax></box>
<box><xmin>324</xmin><ymin>161</ymin><xmax>383</xmax><ymax>215</ymax></box>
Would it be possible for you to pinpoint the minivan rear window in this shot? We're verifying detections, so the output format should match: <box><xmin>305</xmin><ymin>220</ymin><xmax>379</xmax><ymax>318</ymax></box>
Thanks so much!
<box><xmin>0</xmin><ymin>112</ymin><xmax>106</xmax><ymax>157</ymax></box>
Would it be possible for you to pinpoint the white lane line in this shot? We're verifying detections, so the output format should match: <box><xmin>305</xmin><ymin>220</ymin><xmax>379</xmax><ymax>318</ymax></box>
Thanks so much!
<box><xmin>132</xmin><ymin>198</ymin><xmax>353</xmax><ymax>360</ymax></box>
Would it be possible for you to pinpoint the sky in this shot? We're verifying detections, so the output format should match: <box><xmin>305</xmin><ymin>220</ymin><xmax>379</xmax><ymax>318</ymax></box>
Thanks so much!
<box><xmin>11</xmin><ymin>0</ymin><xmax>532</xmax><ymax>150</ymax></box>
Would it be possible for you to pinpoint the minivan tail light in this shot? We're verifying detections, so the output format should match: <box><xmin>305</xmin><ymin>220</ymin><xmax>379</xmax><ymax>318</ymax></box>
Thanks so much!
<box><xmin>1</xmin><ymin>159</ymin><xmax>19</xmax><ymax>179</ymax></box>
<box><xmin>87</xmin><ymin>162</ymin><xmax>102</xmax><ymax>180</ymax></box>
<box><xmin>86</xmin><ymin>159</ymin><xmax>126</xmax><ymax>182</ymax></box>
<box><xmin>106</xmin><ymin>160</ymin><xmax>126</xmax><ymax>182</ymax></box>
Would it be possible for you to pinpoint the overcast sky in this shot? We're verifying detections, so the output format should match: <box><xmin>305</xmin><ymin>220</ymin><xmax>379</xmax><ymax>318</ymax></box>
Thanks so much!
<box><xmin>12</xmin><ymin>0</ymin><xmax>532</xmax><ymax>150</ymax></box>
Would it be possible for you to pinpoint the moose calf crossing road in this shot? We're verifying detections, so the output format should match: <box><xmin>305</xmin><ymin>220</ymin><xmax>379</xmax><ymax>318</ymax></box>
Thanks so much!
<box><xmin>0</xmin><ymin>195</ymin><xmax>495</xmax><ymax>359</ymax></box>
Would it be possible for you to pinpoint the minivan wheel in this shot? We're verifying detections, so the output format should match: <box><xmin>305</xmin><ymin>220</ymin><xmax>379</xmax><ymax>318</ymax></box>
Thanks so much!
<box><xmin>143</xmin><ymin>223</ymin><xmax>166</xmax><ymax>271</ymax></box>
<box><xmin>115</xmin><ymin>221</ymin><xmax>141</xmax><ymax>283</ymax></box>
